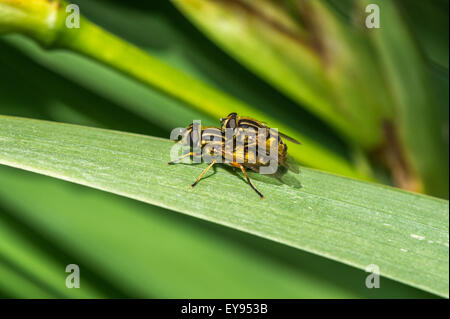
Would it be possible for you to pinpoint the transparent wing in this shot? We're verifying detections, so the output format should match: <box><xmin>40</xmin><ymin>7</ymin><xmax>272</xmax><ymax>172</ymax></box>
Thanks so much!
<box><xmin>268</xmin><ymin>128</ymin><xmax>301</xmax><ymax>144</ymax></box>
<box><xmin>281</xmin><ymin>154</ymin><xmax>300</xmax><ymax>174</ymax></box>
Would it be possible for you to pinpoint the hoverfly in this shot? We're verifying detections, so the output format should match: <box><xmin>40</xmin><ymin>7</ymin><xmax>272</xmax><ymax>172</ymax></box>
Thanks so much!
<box><xmin>220</xmin><ymin>112</ymin><xmax>301</xmax><ymax>174</ymax></box>
<box><xmin>168</xmin><ymin>123</ymin><xmax>224</xmax><ymax>161</ymax></box>
<box><xmin>168</xmin><ymin>123</ymin><xmax>224</xmax><ymax>186</ymax></box>
<box><xmin>168</xmin><ymin>122</ymin><xmax>266</xmax><ymax>198</ymax></box>
<box><xmin>169</xmin><ymin>114</ymin><xmax>301</xmax><ymax>199</ymax></box>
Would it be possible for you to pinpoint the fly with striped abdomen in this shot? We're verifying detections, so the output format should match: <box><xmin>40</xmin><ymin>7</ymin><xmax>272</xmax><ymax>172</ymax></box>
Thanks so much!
<box><xmin>220</xmin><ymin>113</ymin><xmax>301</xmax><ymax>175</ymax></box>
<box><xmin>168</xmin><ymin>121</ymin><xmax>265</xmax><ymax>198</ymax></box>
<box><xmin>168</xmin><ymin>114</ymin><xmax>301</xmax><ymax>199</ymax></box>
<box><xmin>168</xmin><ymin>123</ymin><xmax>224</xmax><ymax>188</ymax></box>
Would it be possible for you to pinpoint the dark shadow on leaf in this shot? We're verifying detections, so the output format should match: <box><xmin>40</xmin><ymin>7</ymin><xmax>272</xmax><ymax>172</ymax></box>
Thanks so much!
<box><xmin>219</xmin><ymin>165</ymin><xmax>302</xmax><ymax>189</ymax></box>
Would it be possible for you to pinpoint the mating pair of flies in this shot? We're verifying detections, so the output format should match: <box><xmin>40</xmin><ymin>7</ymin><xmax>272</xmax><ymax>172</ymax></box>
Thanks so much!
<box><xmin>168</xmin><ymin>113</ymin><xmax>300</xmax><ymax>199</ymax></box>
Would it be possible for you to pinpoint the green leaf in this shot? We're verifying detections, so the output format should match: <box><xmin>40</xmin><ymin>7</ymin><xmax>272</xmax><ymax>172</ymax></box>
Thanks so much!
<box><xmin>0</xmin><ymin>166</ymin><xmax>432</xmax><ymax>298</ymax></box>
<box><xmin>0</xmin><ymin>116</ymin><xmax>448</xmax><ymax>297</ymax></box>
<box><xmin>397</xmin><ymin>0</ymin><xmax>449</xmax><ymax>69</ymax></box>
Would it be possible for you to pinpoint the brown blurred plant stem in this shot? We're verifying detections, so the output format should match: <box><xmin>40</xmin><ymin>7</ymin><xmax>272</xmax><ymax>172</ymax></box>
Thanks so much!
<box><xmin>373</xmin><ymin>121</ymin><xmax>423</xmax><ymax>193</ymax></box>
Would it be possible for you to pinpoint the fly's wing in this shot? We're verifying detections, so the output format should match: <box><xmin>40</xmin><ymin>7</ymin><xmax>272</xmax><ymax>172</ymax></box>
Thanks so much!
<box><xmin>279</xmin><ymin>132</ymin><xmax>301</xmax><ymax>144</ymax></box>
<box><xmin>242</xmin><ymin>163</ymin><xmax>262</xmax><ymax>173</ymax></box>
<box><xmin>268</xmin><ymin>128</ymin><xmax>301</xmax><ymax>144</ymax></box>
<box><xmin>280</xmin><ymin>154</ymin><xmax>300</xmax><ymax>174</ymax></box>
<box><xmin>238</xmin><ymin>116</ymin><xmax>301</xmax><ymax>145</ymax></box>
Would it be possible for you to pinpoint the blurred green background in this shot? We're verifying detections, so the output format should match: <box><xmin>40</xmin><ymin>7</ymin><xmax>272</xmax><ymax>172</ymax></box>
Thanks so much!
<box><xmin>0</xmin><ymin>0</ymin><xmax>447</xmax><ymax>298</ymax></box>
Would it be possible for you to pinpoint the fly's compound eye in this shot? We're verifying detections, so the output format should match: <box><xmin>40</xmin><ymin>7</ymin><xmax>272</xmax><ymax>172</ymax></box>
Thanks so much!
<box><xmin>227</xmin><ymin>118</ymin><xmax>236</xmax><ymax>129</ymax></box>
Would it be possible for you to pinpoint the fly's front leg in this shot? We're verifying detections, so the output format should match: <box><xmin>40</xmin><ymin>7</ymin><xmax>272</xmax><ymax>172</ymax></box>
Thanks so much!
<box><xmin>168</xmin><ymin>152</ymin><xmax>199</xmax><ymax>165</ymax></box>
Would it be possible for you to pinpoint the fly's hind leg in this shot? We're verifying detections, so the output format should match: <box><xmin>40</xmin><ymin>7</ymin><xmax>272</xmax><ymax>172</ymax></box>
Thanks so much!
<box><xmin>234</xmin><ymin>163</ymin><xmax>264</xmax><ymax>199</ymax></box>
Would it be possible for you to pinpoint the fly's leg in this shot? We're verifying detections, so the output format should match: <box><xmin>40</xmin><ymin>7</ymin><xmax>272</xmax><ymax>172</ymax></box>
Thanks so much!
<box><xmin>235</xmin><ymin>163</ymin><xmax>264</xmax><ymax>199</ymax></box>
<box><xmin>168</xmin><ymin>152</ymin><xmax>198</xmax><ymax>165</ymax></box>
<box><xmin>191</xmin><ymin>160</ymin><xmax>216</xmax><ymax>188</ymax></box>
